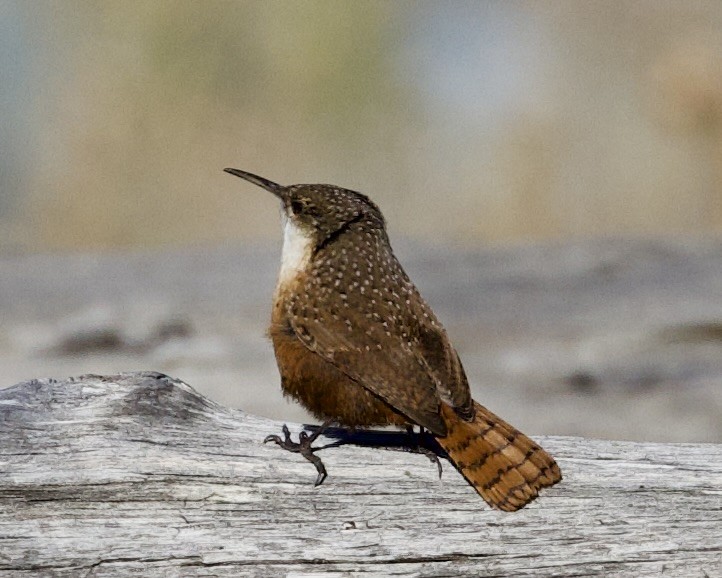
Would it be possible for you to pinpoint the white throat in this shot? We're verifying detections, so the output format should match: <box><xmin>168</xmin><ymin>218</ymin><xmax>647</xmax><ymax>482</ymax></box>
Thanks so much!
<box><xmin>278</xmin><ymin>213</ymin><xmax>313</xmax><ymax>287</ymax></box>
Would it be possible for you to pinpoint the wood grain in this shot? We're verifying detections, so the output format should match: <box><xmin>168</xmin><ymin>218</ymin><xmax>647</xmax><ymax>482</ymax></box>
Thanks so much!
<box><xmin>1</xmin><ymin>372</ymin><xmax>720</xmax><ymax>577</ymax></box>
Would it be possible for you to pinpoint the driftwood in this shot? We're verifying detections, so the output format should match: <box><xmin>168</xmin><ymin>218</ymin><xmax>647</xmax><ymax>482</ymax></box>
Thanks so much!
<box><xmin>1</xmin><ymin>372</ymin><xmax>720</xmax><ymax>577</ymax></box>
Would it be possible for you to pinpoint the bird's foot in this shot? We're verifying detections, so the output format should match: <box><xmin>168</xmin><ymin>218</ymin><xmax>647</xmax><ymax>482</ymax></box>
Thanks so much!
<box><xmin>264</xmin><ymin>422</ymin><xmax>331</xmax><ymax>486</ymax></box>
<box><xmin>406</xmin><ymin>426</ymin><xmax>444</xmax><ymax>479</ymax></box>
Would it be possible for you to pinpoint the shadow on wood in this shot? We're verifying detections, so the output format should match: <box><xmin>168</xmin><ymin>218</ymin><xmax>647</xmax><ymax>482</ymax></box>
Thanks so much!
<box><xmin>1</xmin><ymin>372</ymin><xmax>720</xmax><ymax>577</ymax></box>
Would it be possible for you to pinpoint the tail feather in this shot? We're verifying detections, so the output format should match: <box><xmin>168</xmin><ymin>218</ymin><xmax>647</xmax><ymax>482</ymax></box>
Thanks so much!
<box><xmin>436</xmin><ymin>402</ymin><xmax>562</xmax><ymax>511</ymax></box>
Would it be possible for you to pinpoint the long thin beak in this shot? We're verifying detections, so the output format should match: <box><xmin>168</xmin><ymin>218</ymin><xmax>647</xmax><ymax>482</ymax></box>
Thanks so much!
<box><xmin>223</xmin><ymin>168</ymin><xmax>283</xmax><ymax>198</ymax></box>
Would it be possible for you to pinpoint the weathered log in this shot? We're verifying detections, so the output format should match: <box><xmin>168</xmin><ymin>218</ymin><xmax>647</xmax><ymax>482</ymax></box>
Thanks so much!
<box><xmin>1</xmin><ymin>372</ymin><xmax>720</xmax><ymax>577</ymax></box>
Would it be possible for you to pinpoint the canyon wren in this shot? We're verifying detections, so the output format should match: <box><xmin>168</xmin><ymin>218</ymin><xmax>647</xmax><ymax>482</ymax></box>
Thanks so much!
<box><xmin>225</xmin><ymin>168</ymin><xmax>562</xmax><ymax>511</ymax></box>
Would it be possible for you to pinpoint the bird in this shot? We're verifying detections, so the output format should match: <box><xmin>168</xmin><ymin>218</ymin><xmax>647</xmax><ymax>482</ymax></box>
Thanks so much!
<box><xmin>224</xmin><ymin>167</ymin><xmax>562</xmax><ymax>511</ymax></box>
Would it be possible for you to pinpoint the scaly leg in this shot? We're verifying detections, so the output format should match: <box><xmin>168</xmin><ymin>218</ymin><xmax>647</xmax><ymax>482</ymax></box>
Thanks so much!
<box><xmin>264</xmin><ymin>419</ymin><xmax>334</xmax><ymax>486</ymax></box>
<box><xmin>406</xmin><ymin>425</ymin><xmax>443</xmax><ymax>479</ymax></box>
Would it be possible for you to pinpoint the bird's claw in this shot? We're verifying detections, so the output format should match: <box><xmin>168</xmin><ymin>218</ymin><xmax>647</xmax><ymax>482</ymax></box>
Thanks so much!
<box><xmin>425</xmin><ymin>449</ymin><xmax>444</xmax><ymax>479</ymax></box>
<box><xmin>264</xmin><ymin>423</ymin><xmax>329</xmax><ymax>486</ymax></box>
<box><xmin>406</xmin><ymin>426</ymin><xmax>444</xmax><ymax>479</ymax></box>
<box><xmin>264</xmin><ymin>424</ymin><xmax>293</xmax><ymax>446</ymax></box>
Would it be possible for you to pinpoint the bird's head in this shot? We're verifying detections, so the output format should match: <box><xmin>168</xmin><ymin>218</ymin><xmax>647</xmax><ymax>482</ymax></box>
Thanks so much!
<box><xmin>224</xmin><ymin>168</ymin><xmax>385</xmax><ymax>248</ymax></box>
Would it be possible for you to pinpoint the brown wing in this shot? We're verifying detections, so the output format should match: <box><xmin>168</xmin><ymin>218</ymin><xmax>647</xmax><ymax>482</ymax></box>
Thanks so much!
<box><xmin>416</xmin><ymin>320</ymin><xmax>474</xmax><ymax>420</ymax></box>
<box><xmin>286</xmin><ymin>234</ymin><xmax>473</xmax><ymax>435</ymax></box>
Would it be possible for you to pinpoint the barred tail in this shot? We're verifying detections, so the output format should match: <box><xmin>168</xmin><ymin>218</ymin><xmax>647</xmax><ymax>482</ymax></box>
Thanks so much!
<box><xmin>436</xmin><ymin>402</ymin><xmax>562</xmax><ymax>511</ymax></box>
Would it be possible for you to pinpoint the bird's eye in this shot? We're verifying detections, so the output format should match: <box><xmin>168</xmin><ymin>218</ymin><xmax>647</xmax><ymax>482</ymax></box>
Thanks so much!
<box><xmin>290</xmin><ymin>200</ymin><xmax>304</xmax><ymax>215</ymax></box>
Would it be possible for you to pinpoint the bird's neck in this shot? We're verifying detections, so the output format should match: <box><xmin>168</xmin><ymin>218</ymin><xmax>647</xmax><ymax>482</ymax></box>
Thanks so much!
<box><xmin>277</xmin><ymin>215</ymin><xmax>314</xmax><ymax>292</ymax></box>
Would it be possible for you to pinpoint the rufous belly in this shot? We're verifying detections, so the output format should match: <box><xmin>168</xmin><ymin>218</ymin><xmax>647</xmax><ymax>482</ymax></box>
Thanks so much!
<box><xmin>269</xmin><ymin>320</ymin><xmax>409</xmax><ymax>428</ymax></box>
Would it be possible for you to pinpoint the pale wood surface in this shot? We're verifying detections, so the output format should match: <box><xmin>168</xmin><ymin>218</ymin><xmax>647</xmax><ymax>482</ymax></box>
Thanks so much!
<box><xmin>1</xmin><ymin>372</ymin><xmax>720</xmax><ymax>577</ymax></box>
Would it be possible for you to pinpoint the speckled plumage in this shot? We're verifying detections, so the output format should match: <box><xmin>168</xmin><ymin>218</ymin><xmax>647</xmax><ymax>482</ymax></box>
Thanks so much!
<box><xmin>225</xmin><ymin>168</ymin><xmax>562</xmax><ymax>511</ymax></box>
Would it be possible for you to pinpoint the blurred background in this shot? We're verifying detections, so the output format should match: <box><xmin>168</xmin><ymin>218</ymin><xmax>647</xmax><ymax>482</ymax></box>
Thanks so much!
<box><xmin>1</xmin><ymin>1</ymin><xmax>721</xmax><ymax>443</ymax></box>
